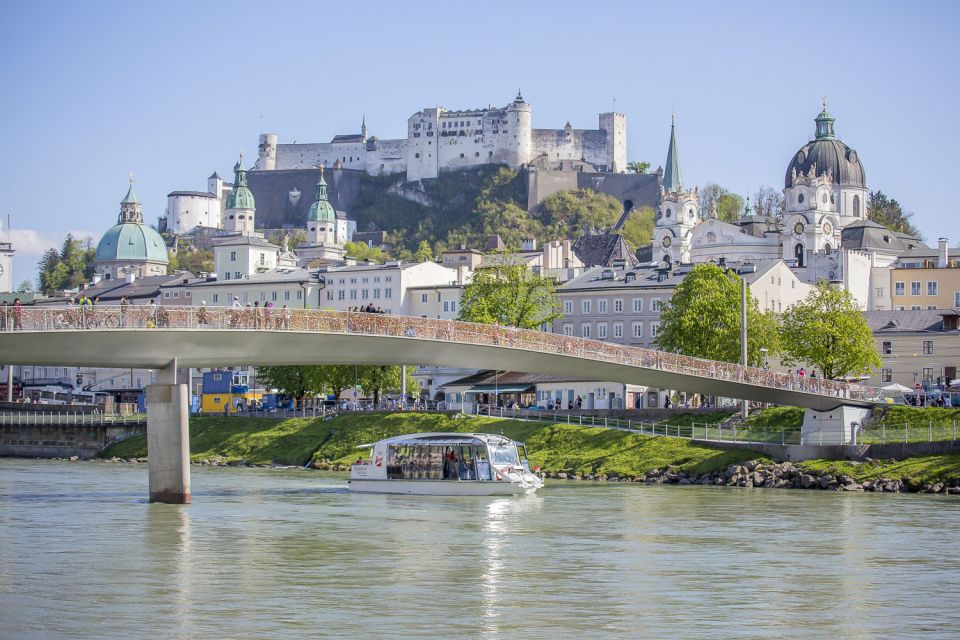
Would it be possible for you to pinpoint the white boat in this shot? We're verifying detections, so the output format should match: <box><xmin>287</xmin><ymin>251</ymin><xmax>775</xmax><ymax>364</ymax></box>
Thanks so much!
<box><xmin>349</xmin><ymin>432</ymin><xmax>544</xmax><ymax>495</ymax></box>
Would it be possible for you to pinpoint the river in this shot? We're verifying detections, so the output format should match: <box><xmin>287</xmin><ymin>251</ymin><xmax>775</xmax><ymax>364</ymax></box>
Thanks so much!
<box><xmin>1</xmin><ymin>460</ymin><xmax>958</xmax><ymax>639</ymax></box>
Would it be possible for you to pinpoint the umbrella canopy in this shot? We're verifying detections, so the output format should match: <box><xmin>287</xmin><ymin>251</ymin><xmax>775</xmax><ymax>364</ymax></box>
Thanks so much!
<box><xmin>882</xmin><ymin>383</ymin><xmax>913</xmax><ymax>393</ymax></box>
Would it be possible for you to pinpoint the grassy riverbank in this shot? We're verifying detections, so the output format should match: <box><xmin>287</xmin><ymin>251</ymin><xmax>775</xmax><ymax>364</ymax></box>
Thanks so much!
<box><xmin>101</xmin><ymin>412</ymin><xmax>761</xmax><ymax>478</ymax></box>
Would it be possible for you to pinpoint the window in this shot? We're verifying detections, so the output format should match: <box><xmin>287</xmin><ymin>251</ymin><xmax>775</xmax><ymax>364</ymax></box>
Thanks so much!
<box><xmin>632</xmin><ymin>322</ymin><xmax>643</xmax><ymax>338</ymax></box>
<box><xmin>614</xmin><ymin>299</ymin><xmax>623</xmax><ymax>313</ymax></box>
<box><xmin>613</xmin><ymin>323</ymin><xmax>623</xmax><ymax>338</ymax></box>
<box><xmin>876</xmin><ymin>287</ymin><xmax>885</xmax><ymax>298</ymax></box>
<box><xmin>598</xmin><ymin>323</ymin><xmax>608</xmax><ymax>339</ymax></box>
<box><xmin>956</xmin><ymin>291</ymin><xmax>960</xmax><ymax>307</ymax></box>
<box><xmin>911</xmin><ymin>282</ymin><xmax>921</xmax><ymax>296</ymax></box>
<box><xmin>338</xmin><ymin>290</ymin><xmax>345</xmax><ymax>300</ymax></box>
<box><xmin>385</xmin><ymin>289</ymin><xmax>392</xmax><ymax>299</ymax></box>
<box><xmin>928</xmin><ymin>305</ymin><xmax>938</xmax><ymax>310</ymax></box>
<box><xmin>895</xmin><ymin>282</ymin><xmax>905</xmax><ymax>296</ymax></box>
<box><xmin>326</xmin><ymin>290</ymin><xmax>334</xmax><ymax>301</ymax></box>
<box><xmin>296</xmin><ymin>290</ymin><xmax>303</xmax><ymax>300</ymax></box>
<box><xmin>927</xmin><ymin>281</ymin><xmax>939</xmax><ymax>296</ymax></box>
<box><xmin>235</xmin><ymin>272</ymin><xmax>241</xmax><ymax>280</ymax></box>
<box><xmin>853</xmin><ymin>194</ymin><xmax>861</xmax><ymax>217</ymax></box>
<box><xmin>582</xmin><ymin>300</ymin><xmax>592</xmax><ymax>314</ymax></box>
<box><xmin>922</xmin><ymin>340</ymin><xmax>934</xmax><ymax>355</ymax></box>
<box><xmin>923</xmin><ymin>367</ymin><xmax>934</xmax><ymax>384</ymax></box>
<box><xmin>212</xmin><ymin>294</ymin><xmax>219</xmax><ymax>303</ymax></box>
<box><xmin>651</xmin><ymin>298</ymin><xmax>662</xmax><ymax>312</ymax></box>
<box><xmin>632</xmin><ymin>298</ymin><xmax>643</xmax><ymax>313</ymax></box>
<box><xmin>598</xmin><ymin>299</ymin><xmax>607</xmax><ymax>313</ymax></box>
<box><xmin>581</xmin><ymin>323</ymin><xmax>591</xmax><ymax>338</ymax></box>
<box><xmin>230</xmin><ymin>251</ymin><xmax>237</xmax><ymax>262</ymax></box>
<box><xmin>421</xmin><ymin>293</ymin><xmax>428</xmax><ymax>303</ymax></box>
<box><xmin>562</xmin><ymin>324</ymin><xmax>573</xmax><ymax>336</ymax></box>
<box><xmin>242</xmin><ymin>293</ymin><xmax>248</xmax><ymax>302</ymax></box>
<box><xmin>882</xmin><ymin>341</ymin><xmax>892</xmax><ymax>355</ymax></box>
<box><xmin>362</xmin><ymin>289</ymin><xmax>369</xmax><ymax>298</ymax></box>
<box><xmin>185</xmin><ymin>291</ymin><xmax>191</xmax><ymax>298</ymax></box>
<box><xmin>651</xmin><ymin>322</ymin><xmax>660</xmax><ymax>337</ymax></box>
<box><xmin>881</xmin><ymin>369</ymin><xmax>892</xmax><ymax>383</ymax></box>
<box><xmin>449</xmin><ymin>300</ymin><xmax>455</xmax><ymax>311</ymax></box>
<box><xmin>911</xmin><ymin>305</ymin><xmax>921</xmax><ymax>311</ymax></box>
<box><xmin>163</xmin><ymin>292</ymin><xmax>170</xmax><ymax>298</ymax></box>
<box><xmin>172</xmin><ymin>291</ymin><xmax>179</xmax><ymax>298</ymax></box>
<box><xmin>563</xmin><ymin>300</ymin><xmax>573</xmax><ymax>315</ymax></box>
<box><xmin>350</xmin><ymin>290</ymin><xmax>357</xmax><ymax>300</ymax></box>
<box><xmin>285</xmin><ymin>291</ymin><xmax>291</xmax><ymax>301</ymax></box>
<box><xmin>373</xmin><ymin>288</ymin><xmax>381</xmax><ymax>299</ymax></box>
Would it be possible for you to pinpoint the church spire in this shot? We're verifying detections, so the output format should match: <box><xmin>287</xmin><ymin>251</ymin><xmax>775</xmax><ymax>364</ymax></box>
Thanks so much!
<box><xmin>316</xmin><ymin>164</ymin><xmax>328</xmax><ymax>201</ymax></box>
<box><xmin>361</xmin><ymin>114</ymin><xmax>367</xmax><ymax>141</ymax></box>
<box><xmin>118</xmin><ymin>174</ymin><xmax>143</xmax><ymax>224</ymax></box>
<box><xmin>662</xmin><ymin>114</ymin><xmax>683</xmax><ymax>193</ymax></box>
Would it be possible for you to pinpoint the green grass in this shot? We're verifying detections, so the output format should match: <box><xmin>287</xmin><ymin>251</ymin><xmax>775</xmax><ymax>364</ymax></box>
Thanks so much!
<box><xmin>802</xmin><ymin>452</ymin><xmax>960</xmax><ymax>486</ymax></box>
<box><xmin>101</xmin><ymin>412</ymin><xmax>762</xmax><ymax>477</ymax></box>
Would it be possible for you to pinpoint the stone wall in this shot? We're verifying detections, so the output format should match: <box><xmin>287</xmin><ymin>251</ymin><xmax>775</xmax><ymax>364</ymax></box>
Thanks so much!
<box><xmin>1</xmin><ymin>424</ymin><xmax>145</xmax><ymax>459</ymax></box>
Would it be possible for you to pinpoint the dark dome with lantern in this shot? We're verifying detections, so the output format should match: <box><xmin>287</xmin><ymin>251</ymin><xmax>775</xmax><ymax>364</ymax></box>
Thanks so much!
<box><xmin>784</xmin><ymin>105</ymin><xmax>865</xmax><ymax>189</ymax></box>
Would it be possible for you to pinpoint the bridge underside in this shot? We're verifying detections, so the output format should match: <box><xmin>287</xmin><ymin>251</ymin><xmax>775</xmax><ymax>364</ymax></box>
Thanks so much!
<box><xmin>1</xmin><ymin>329</ymin><xmax>873</xmax><ymax>411</ymax></box>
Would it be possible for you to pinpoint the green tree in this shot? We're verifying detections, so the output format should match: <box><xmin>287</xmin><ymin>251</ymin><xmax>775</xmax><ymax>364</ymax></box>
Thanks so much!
<box><xmin>414</xmin><ymin>239</ymin><xmax>434</xmax><ymax>262</ymax></box>
<box><xmin>257</xmin><ymin>366</ymin><xmax>327</xmax><ymax>407</ymax></box>
<box><xmin>458</xmin><ymin>252</ymin><xmax>561</xmax><ymax>329</ymax></box>
<box><xmin>17</xmin><ymin>279</ymin><xmax>33</xmax><ymax>292</ymax></box>
<box><xmin>656</xmin><ymin>264</ymin><xmax>780</xmax><ymax>366</ymax></box>
<box><xmin>627</xmin><ymin>161</ymin><xmax>650</xmax><ymax>174</ymax></box>
<box><xmin>620</xmin><ymin>206</ymin><xmax>655</xmax><ymax>251</ymax></box>
<box><xmin>867</xmin><ymin>191</ymin><xmax>921</xmax><ymax>238</ymax></box>
<box><xmin>359</xmin><ymin>365</ymin><xmax>420</xmax><ymax>405</ymax></box>
<box><xmin>698</xmin><ymin>183</ymin><xmax>745</xmax><ymax>223</ymax></box>
<box><xmin>344</xmin><ymin>241</ymin><xmax>389</xmax><ymax>263</ymax></box>
<box><xmin>37</xmin><ymin>235</ymin><xmax>97</xmax><ymax>295</ymax></box>
<box><xmin>268</xmin><ymin>230</ymin><xmax>307</xmax><ymax>249</ymax></box>
<box><xmin>779</xmin><ymin>281</ymin><xmax>882</xmax><ymax>380</ymax></box>
<box><xmin>539</xmin><ymin>189</ymin><xmax>622</xmax><ymax>235</ymax></box>
<box><xmin>317</xmin><ymin>365</ymin><xmax>358</xmax><ymax>400</ymax></box>
<box><xmin>168</xmin><ymin>248</ymin><xmax>213</xmax><ymax>274</ymax></box>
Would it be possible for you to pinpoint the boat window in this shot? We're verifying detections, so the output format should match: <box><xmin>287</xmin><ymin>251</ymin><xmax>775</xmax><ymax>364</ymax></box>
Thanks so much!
<box><xmin>516</xmin><ymin>445</ymin><xmax>529</xmax><ymax>469</ymax></box>
<box><xmin>490</xmin><ymin>444</ymin><xmax>519</xmax><ymax>466</ymax></box>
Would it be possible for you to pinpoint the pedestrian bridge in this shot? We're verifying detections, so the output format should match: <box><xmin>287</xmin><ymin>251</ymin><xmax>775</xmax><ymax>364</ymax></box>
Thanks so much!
<box><xmin>0</xmin><ymin>306</ymin><xmax>882</xmax><ymax>503</ymax></box>
<box><xmin>0</xmin><ymin>306</ymin><xmax>881</xmax><ymax>411</ymax></box>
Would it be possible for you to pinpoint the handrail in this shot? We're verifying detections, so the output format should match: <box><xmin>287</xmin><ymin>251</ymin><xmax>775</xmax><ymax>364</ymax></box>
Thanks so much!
<box><xmin>0</xmin><ymin>305</ymin><xmax>885</xmax><ymax>404</ymax></box>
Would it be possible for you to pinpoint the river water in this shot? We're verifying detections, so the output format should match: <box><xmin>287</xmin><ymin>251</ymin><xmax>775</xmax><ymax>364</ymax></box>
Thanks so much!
<box><xmin>1</xmin><ymin>460</ymin><xmax>958</xmax><ymax>639</ymax></box>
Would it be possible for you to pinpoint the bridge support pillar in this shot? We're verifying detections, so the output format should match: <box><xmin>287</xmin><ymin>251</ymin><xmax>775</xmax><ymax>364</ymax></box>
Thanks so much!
<box><xmin>801</xmin><ymin>406</ymin><xmax>872</xmax><ymax>446</ymax></box>
<box><xmin>147</xmin><ymin>364</ymin><xmax>191</xmax><ymax>504</ymax></box>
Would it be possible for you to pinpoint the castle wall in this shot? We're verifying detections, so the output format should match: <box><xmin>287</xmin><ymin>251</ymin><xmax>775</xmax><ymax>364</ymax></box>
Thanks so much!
<box><xmin>532</xmin><ymin>128</ymin><xmax>611</xmax><ymax>170</ymax></box>
<box><xmin>167</xmin><ymin>193</ymin><xmax>221</xmax><ymax>234</ymax></box>
<box><xmin>274</xmin><ymin>142</ymin><xmax>369</xmax><ymax>171</ymax></box>
<box><xmin>366</xmin><ymin>139</ymin><xmax>408</xmax><ymax>176</ymax></box>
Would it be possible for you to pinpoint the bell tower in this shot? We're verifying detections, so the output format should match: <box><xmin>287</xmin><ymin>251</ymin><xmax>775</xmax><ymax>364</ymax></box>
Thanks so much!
<box><xmin>653</xmin><ymin>116</ymin><xmax>699</xmax><ymax>263</ymax></box>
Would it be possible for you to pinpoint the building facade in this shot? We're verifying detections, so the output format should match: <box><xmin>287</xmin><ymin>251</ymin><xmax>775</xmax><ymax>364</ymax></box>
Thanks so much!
<box><xmin>889</xmin><ymin>239</ymin><xmax>960</xmax><ymax>310</ymax></box>
<box><xmin>254</xmin><ymin>93</ymin><xmax>626</xmax><ymax>182</ymax></box>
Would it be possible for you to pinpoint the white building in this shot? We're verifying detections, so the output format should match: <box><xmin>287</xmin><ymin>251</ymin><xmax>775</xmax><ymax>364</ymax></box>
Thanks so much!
<box><xmin>0</xmin><ymin>239</ymin><xmax>13</xmax><ymax>293</ymax></box>
<box><xmin>255</xmin><ymin>93</ymin><xmax>626</xmax><ymax>182</ymax></box>
<box><xmin>166</xmin><ymin>172</ymin><xmax>232</xmax><ymax>234</ymax></box>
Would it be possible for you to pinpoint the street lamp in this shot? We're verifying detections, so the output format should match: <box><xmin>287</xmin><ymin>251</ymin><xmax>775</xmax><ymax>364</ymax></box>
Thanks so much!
<box><xmin>760</xmin><ymin>347</ymin><xmax>769</xmax><ymax>370</ymax></box>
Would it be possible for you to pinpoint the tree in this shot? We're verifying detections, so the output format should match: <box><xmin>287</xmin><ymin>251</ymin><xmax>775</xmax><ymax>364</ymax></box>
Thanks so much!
<box><xmin>697</xmin><ymin>183</ymin><xmax>744</xmax><ymax>223</ymax></box>
<box><xmin>256</xmin><ymin>366</ymin><xmax>327</xmax><ymax>407</ymax></box>
<box><xmin>627</xmin><ymin>161</ymin><xmax>650</xmax><ymax>174</ymax></box>
<box><xmin>867</xmin><ymin>191</ymin><xmax>921</xmax><ymax>238</ymax></box>
<box><xmin>751</xmin><ymin>185</ymin><xmax>784</xmax><ymax>219</ymax></box>
<box><xmin>538</xmin><ymin>189</ymin><xmax>622</xmax><ymax>235</ymax></box>
<box><xmin>344</xmin><ymin>241</ymin><xmax>389</xmax><ymax>263</ymax></box>
<box><xmin>359</xmin><ymin>365</ymin><xmax>420</xmax><ymax>405</ymax></box>
<box><xmin>37</xmin><ymin>234</ymin><xmax>97</xmax><ymax>295</ymax></box>
<box><xmin>620</xmin><ymin>206</ymin><xmax>655</xmax><ymax>251</ymax></box>
<box><xmin>414</xmin><ymin>239</ymin><xmax>434</xmax><ymax>262</ymax></box>
<box><xmin>17</xmin><ymin>279</ymin><xmax>33</xmax><ymax>292</ymax></box>
<box><xmin>268</xmin><ymin>230</ymin><xmax>307</xmax><ymax>249</ymax></box>
<box><xmin>458</xmin><ymin>252</ymin><xmax>561</xmax><ymax>329</ymax></box>
<box><xmin>779</xmin><ymin>281</ymin><xmax>882</xmax><ymax>380</ymax></box>
<box><xmin>168</xmin><ymin>248</ymin><xmax>213</xmax><ymax>274</ymax></box>
<box><xmin>656</xmin><ymin>264</ymin><xmax>780</xmax><ymax>366</ymax></box>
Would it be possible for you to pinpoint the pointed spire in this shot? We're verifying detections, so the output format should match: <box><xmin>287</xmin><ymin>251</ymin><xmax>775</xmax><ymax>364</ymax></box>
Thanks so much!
<box><xmin>515</xmin><ymin>89</ymin><xmax>524</xmax><ymax>103</ymax></box>
<box><xmin>662</xmin><ymin>115</ymin><xmax>683</xmax><ymax>193</ymax></box>
<box><xmin>121</xmin><ymin>173</ymin><xmax>139</xmax><ymax>204</ymax></box>
<box><xmin>233</xmin><ymin>152</ymin><xmax>248</xmax><ymax>187</ymax></box>
<box><xmin>316</xmin><ymin>164</ymin><xmax>328</xmax><ymax>199</ymax></box>
<box><xmin>118</xmin><ymin>174</ymin><xmax>143</xmax><ymax>224</ymax></box>
<box><xmin>361</xmin><ymin>113</ymin><xmax>368</xmax><ymax>140</ymax></box>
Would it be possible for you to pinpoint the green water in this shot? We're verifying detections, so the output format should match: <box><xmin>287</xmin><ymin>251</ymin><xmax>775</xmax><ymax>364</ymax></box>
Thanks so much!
<box><xmin>0</xmin><ymin>460</ymin><xmax>958</xmax><ymax>639</ymax></box>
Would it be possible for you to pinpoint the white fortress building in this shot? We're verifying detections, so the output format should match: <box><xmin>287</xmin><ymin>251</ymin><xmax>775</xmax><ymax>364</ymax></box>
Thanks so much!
<box><xmin>254</xmin><ymin>92</ymin><xmax>627</xmax><ymax>182</ymax></box>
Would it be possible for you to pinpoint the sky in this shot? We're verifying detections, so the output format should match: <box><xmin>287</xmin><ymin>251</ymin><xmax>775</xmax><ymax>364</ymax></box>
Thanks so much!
<box><xmin>1</xmin><ymin>0</ymin><xmax>958</xmax><ymax>284</ymax></box>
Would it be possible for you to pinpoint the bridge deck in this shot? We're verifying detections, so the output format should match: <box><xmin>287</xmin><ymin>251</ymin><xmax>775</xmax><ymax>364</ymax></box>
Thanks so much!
<box><xmin>0</xmin><ymin>307</ymin><xmax>882</xmax><ymax>411</ymax></box>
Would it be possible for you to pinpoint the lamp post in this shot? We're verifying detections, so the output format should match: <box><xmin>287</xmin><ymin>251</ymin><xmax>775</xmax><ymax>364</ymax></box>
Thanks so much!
<box><xmin>740</xmin><ymin>275</ymin><xmax>748</xmax><ymax>419</ymax></box>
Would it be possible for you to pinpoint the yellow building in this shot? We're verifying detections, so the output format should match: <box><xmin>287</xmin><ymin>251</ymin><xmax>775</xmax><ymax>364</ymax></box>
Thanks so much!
<box><xmin>889</xmin><ymin>239</ymin><xmax>960</xmax><ymax>311</ymax></box>
<box><xmin>201</xmin><ymin>391</ymin><xmax>264</xmax><ymax>414</ymax></box>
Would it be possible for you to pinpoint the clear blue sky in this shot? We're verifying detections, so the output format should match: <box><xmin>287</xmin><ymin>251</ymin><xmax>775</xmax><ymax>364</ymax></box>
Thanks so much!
<box><xmin>2</xmin><ymin>0</ymin><xmax>957</xmax><ymax>283</ymax></box>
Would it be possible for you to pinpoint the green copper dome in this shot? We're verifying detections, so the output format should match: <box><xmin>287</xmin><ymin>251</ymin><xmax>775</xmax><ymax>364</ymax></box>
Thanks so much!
<box><xmin>307</xmin><ymin>170</ymin><xmax>335</xmax><ymax>222</ymax></box>
<box><xmin>225</xmin><ymin>155</ymin><xmax>256</xmax><ymax>210</ymax></box>
<box><xmin>96</xmin><ymin>222</ymin><xmax>169</xmax><ymax>263</ymax></box>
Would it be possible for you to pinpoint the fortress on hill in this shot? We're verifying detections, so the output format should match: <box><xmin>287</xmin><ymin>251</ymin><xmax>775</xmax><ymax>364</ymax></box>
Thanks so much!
<box><xmin>255</xmin><ymin>92</ymin><xmax>627</xmax><ymax>182</ymax></box>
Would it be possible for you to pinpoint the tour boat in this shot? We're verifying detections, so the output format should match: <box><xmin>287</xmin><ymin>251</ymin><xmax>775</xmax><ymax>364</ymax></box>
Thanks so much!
<box><xmin>348</xmin><ymin>432</ymin><xmax>543</xmax><ymax>495</ymax></box>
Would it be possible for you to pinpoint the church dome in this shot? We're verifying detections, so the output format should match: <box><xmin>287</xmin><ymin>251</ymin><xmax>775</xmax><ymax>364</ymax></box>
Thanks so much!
<box><xmin>96</xmin><ymin>180</ymin><xmax>169</xmax><ymax>264</ymax></box>
<box><xmin>225</xmin><ymin>156</ymin><xmax>256</xmax><ymax>210</ymax></box>
<box><xmin>307</xmin><ymin>170</ymin><xmax>336</xmax><ymax>222</ymax></box>
<box><xmin>96</xmin><ymin>222</ymin><xmax>169</xmax><ymax>263</ymax></box>
<box><xmin>784</xmin><ymin>106</ymin><xmax>865</xmax><ymax>189</ymax></box>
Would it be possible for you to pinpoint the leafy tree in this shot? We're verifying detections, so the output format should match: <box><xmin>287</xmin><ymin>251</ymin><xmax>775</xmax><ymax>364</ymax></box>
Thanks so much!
<box><xmin>168</xmin><ymin>248</ymin><xmax>213</xmax><ymax>274</ymax></box>
<box><xmin>620</xmin><ymin>206</ymin><xmax>655</xmax><ymax>251</ymax></box>
<box><xmin>37</xmin><ymin>234</ymin><xmax>96</xmax><ymax>294</ymax></box>
<box><xmin>414</xmin><ymin>239</ymin><xmax>435</xmax><ymax>262</ymax></box>
<box><xmin>539</xmin><ymin>189</ymin><xmax>622</xmax><ymax>235</ymax></box>
<box><xmin>656</xmin><ymin>264</ymin><xmax>780</xmax><ymax>366</ymax></box>
<box><xmin>359</xmin><ymin>365</ymin><xmax>420</xmax><ymax>405</ymax></box>
<box><xmin>458</xmin><ymin>252</ymin><xmax>561</xmax><ymax>329</ymax></box>
<box><xmin>318</xmin><ymin>365</ymin><xmax>359</xmax><ymax>400</ymax></box>
<box><xmin>867</xmin><ymin>191</ymin><xmax>921</xmax><ymax>238</ymax></box>
<box><xmin>17</xmin><ymin>279</ymin><xmax>33</xmax><ymax>292</ymax></box>
<box><xmin>627</xmin><ymin>161</ymin><xmax>650</xmax><ymax>174</ymax></box>
<box><xmin>256</xmin><ymin>366</ymin><xmax>327</xmax><ymax>407</ymax></box>
<box><xmin>698</xmin><ymin>183</ymin><xmax>745</xmax><ymax>223</ymax></box>
<box><xmin>344</xmin><ymin>241</ymin><xmax>389</xmax><ymax>263</ymax></box>
<box><xmin>779</xmin><ymin>281</ymin><xmax>882</xmax><ymax>380</ymax></box>
<box><xmin>751</xmin><ymin>186</ymin><xmax>784</xmax><ymax>219</ymax></box>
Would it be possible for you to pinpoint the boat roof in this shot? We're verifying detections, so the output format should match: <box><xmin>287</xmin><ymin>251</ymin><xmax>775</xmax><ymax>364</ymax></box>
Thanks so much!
<box><xmin>357</xmin><ymin>432</ymin><xmax>520</xmax><ymax>449</ymax></box>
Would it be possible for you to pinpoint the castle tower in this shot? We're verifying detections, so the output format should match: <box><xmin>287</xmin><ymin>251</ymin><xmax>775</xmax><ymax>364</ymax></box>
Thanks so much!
<box><xmin>599</xmin><ymin>112</ymin><xmax>627</xmax><ymax>173</ymax></box>
<box><xmin>224</xmin><ymin>154</ymin><xmax>256</xmax><ymax>234</ymax></box>
<box><xmin>257</xmin><ymin>134</ymin><xmax>277</xmax><ymax>171</ymax></box>
<box><xmin>361</xmin><ymin>114</ymin><xmax>368</xmax><ymax>142</ymax></box>
<box><xmin>653</xmin><ymin>116</ymin><xmax>699</xmax><ymax>264</ymax></box>
<box><xmin>506</xmin><ymin>90</ymin><xmax>533</xmax><ymax>167</ymax></box>
<box><xmin>306</xmin><ymin>166</ymin><xmax>337</xmax><ymax>245</ymax></box>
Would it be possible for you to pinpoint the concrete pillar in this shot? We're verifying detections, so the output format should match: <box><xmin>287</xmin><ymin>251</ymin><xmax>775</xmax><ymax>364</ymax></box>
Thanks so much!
<box><xmin>5</xmin><ymin>365</ymin><xmax>12</xmax><ymax>402</ymax></box>
<box><xmin>147</xmin><ymin>363</ymin><xmax>191</xmax><ymax>504</ymax></box>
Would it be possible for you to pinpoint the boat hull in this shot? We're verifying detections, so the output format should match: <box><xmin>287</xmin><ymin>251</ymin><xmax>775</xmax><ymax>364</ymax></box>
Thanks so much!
<box><xmin>348</xmin><ymin>478</ymin><xmax>538</xmax><ymax>496</ymax></box>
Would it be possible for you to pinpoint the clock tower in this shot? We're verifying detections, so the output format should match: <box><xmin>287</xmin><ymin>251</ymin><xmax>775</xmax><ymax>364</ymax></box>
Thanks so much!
<box><xmin>0</xmin><ymin>238</ymin><xmax>13</xmax><ymax>293</ymax></box>
<box><xmin>653</xmin><ymin>116</ymin><xmax>699</xmax><ymax>264</ymax></box>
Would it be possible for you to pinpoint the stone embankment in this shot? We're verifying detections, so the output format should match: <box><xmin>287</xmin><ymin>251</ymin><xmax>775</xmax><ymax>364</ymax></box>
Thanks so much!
<box><xmin>545</xmin><ymin>459</ymin><xmax>960</xmax><ymax>495</ymax></box>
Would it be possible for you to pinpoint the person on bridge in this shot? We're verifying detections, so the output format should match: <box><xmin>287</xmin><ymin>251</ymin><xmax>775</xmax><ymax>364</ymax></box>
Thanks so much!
<box><xmin>0</xmin><ymin>301</ymin><xmax>7</xmax><ymax>331</ymax></box>
<box><xmin>12</xmin><ymin>298</ymin><xmax>23</xmax><ymax>331</ymax></box>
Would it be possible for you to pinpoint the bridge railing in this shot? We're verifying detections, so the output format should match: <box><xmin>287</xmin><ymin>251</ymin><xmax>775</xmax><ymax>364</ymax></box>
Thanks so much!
<box><xmin>2</xmin><ymin>305</ymin><xmax>884</xmax><ymax>403</ymax></box>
